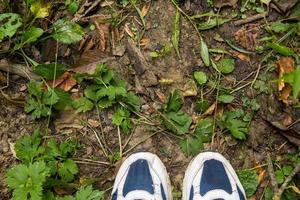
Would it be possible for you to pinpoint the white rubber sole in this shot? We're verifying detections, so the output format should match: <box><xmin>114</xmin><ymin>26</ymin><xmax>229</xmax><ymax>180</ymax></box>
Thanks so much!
<box><xmin>112</xmin><ymin>152</ymin><xmax>173</xmax><ymax>200</ymax></box>
<box><xmin>182</xmin><ymin>151</ymin><xmax>246</xmax><ymax>200</ymax></box>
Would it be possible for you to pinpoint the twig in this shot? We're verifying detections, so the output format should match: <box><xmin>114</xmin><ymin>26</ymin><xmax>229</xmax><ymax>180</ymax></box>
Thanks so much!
<box><xmin>0</xmin><ymin>59</ymin><xmax>40</xmax><ymax>80</ymax></box>
<box><xmin>117</xmin><ymin>126</ymin><xmax>123</xmax><ymax>157</ymax></box>
<box><xmin>234</xmin><ymin>13</ymin><xmax>266</xmax><ymax>26</ymax></box>
<box><xmin>73</xmin><ymin>158</ymin><xmax>110</xmax><ymax>165</ymax></box>
<box><xmin>72</xmin><ymin>0</ymin><xmax>102</xmax><ymax>22</ymax></box>
<box><xmin>273</xmin><ymin>161</ymin><xmax>300</xmax><ymax>200</ymax></box>
<box><xmin>267</xmin><ymin>154</ymin><xmax>279</xmax><ymax>192</ymax></box>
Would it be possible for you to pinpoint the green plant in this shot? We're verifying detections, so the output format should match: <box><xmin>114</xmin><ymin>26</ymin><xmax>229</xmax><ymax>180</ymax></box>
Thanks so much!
<box><xmin>6</xmin><ymin>129</ymin><xmax>103</xmax><ymax>200</ymax></box>
<box><xmin>0</xmin><ymin>0</ymin><xmax>84</xmax><ymax>56</ymax></box>
<box><xmin>218</xmin><ymin>109</ymin><xmax>249</xmax><ymax>140</ymax></box>
<box><xmin>237</xmin><ymin>169</ymin><xmax>259</xmax><ymax>197</ymax></box>
<box><xmin>160</xmin><ymin>90</ymin><xmax>192</xmax><ymax>135</ymax></box>
<box><xmin>180</xmin><ymin>118</ymin><xmax>214</xmax><ymax>156</ymax></box>
<box><xmin>24</xmin><ymin>80</ymin><xmax>71</xmax><ymax>119</ymax></box>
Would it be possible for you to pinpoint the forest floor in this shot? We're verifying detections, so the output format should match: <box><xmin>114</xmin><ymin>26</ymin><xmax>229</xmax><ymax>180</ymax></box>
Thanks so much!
<box><xmin>0</xmin><ymin>0</ymin><xmax>300</xmax><ymax>199</ymax></box>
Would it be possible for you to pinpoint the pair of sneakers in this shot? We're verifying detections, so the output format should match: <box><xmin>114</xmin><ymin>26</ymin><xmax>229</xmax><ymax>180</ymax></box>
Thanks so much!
<box><xmin>111</xmin><ymin>152</ymin><xmax>246</xmax><ymax>200</ymax></box>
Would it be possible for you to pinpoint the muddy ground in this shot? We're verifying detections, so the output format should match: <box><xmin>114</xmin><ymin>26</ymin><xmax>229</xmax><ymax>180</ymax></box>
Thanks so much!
<box><xmin>0</xmin><ymin>0</ymin><xmax>300</xmax><ymax>199</ymax></box>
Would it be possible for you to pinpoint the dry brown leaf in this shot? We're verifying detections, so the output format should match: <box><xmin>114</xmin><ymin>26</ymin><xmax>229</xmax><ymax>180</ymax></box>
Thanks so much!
<box><xmin>47</xmin><ymin>72</ymin><xmax>77</xmax><ymax>92</ymax></box>
<box><xmin>234</xmin><ymin>24</ymin><xmax>261</xmax><ymax>51</ymax></box>
<box><xmin>88</xmin><ymin>119</ymin><xmax>100</xmax><ymax>128</ymax></box>
<box><xmin>231</xmin><ymin>51</ymin><xmax>250</xmax><ymax>62</ymax></box>
<box><xmin>276</xmin><ymin>57</ymin><xmax>295</xmax><ymax>103</ymax></box>
<box><xmin>140</xmin><ymin>38</ymin><xmax>150</xmax><ymax>46</ymax></box>
<box><xmin>124</xmin><ymin>23</ymin><xmax>134</xmax><ymax>38</ymax></box>
<box><xmin>203</xmin><ymin>102</ymin><xmax>217</xmax><ymax>116</ymax></box>
<box><xmin>94</xmin><ymin>21</ymin><xmax>110</xmax><ymax>51</ymax></box>
<box><xmin>72</xmin><ymin>50</ymin><xmax>113</xmax><ymax>74</ymax></box>
<box><xmin>141</xmin><ymin>1</ymin><xmax>151</xmax><ymax>17</ymax></box>
<box><xmin>0</xmin><ymin>71</ymin><xmax>7</xmax><ymax>84</ymax></box>
<box><xmin>155</xmin><ymin>90</ymin><xmax>166</xmax><ymax>102</ymax></box>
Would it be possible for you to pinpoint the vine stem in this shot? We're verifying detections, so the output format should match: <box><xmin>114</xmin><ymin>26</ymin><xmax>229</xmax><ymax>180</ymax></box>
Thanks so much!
<box><xmin>170</xmin><ymin>0</ymin><xmax>203</xmax><ymax>40</ymax></box>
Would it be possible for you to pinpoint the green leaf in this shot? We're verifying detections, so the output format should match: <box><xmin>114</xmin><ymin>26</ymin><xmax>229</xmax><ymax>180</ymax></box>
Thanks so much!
<box><xmin>218</xmin><ymin>94</ymin><xmax>235</xmax><ymax>103</ymax></box>
<box><xmin>53</xmin><ymin>89</ymin><xmax>72</xmax><ymax>111</ymax></box>
<box><xmin>162</xmin><ymin>111</ymin><xmax>192</xmax><ymax>135</ymax></box>
<box><xmin>68</xmin><ymin>2</ymin><xmax>79</xmax><ymax>14</ymax></box>
<box><xmin>217</xmin><ymin>58</ymin><xmax>235</xmax><ymax>74</ymax></box>
<box><xmin>282</xmin><ymin>165</ymin><xmax>293</xmax><ymax>176</ymax></box>
<box><xmin>180</xmin><ymin>136</ymin><xmax>203</xmax><ymax>156</ymax></box>
<box><xmin>42</xmin><ymin>88</ymin><xmax>59</xmax><ymax>106</ymax></box>
<box><xmin>292</xmin><ymin>67</ymin><xmax>300</xmax><ymax>98</ymax></box>
<box><xmin>52</xmin><ymin>19</ymin><xmax>84</xmax><ymax>44</ymax></box>
<box><xmin>58</xmin><ymin>159</ymin><xmax>78</xmax><ymax>182</ymax></box>
<box><xmin>0</xmin><ymin>13</ymin><xmax>22</xmax><ymax>41</ymax></box>
<box><xmin>30</xmin><ymin>0</ymin><xmax>51</xmax><ymax>18</ymax></box>
<box><xmin>195</xmin><ymin>99</ymin><xmax>209</xmax><ymax>113</ymax></box>
<box><xmin>72</xmin><ymin>97</ymin><xmax>94</xmax><ymax>113</ymax></box>
<box><xmin>198</xmin><ymin>18</ymin><xmax>230</xmax><ymax>30</ymax></box>
<box><xmin>112</xmin><ymin>107</ymin><xmax>132</xmax><ymax>134</ymax></box>
<box><xmin>271</xmin><ymin>22</ymin><xmax>293</xmax><ymax>33</ymax></box>
<box><xmin>200</xmin><ymin>39</ymin><xmax>210</xmax><ymax>66</ymax></box>
<box><xmin>165</xmin><ymin>90</ymin><xmax>183</xmax><ymax>113</ymax></box>
<box><xmin>275</xmin><ymin>169</ymin><xmax>285</xmax><ymax>184</ymax></box>
<box><xmin>171</xmin><ymin>9</ymin><xmax>181</xmax><ymax>57</ymax></box>
<box><xmin>6</xmin><ymin>161</ymin><xmax>50</xmax><ymax>200</ymax></box>
<box><xmin>84</xmin><ymin>85</ymin><xmax>99</xmax><ymax>101</ymax></box>
<box><xmin>33</xmin><ymin>63</ymin><xmax>67</xmax><ymax>80</ymax></box>
<box><xmin>14</xmin><ymin>27</ymin><xmax>43</xmax><ymax>50</ymax></box>
<box><xmin>27</xmin><ymin>80</ymin><xmax>43</xmax><ymax>97</ymax></box>
<box><xmin>124</xmin><ymin>92</ymin><xmax>141</xmax><ymax>111</ymax></box>
<box><xmin>55</xmin><ymin>185</ymin><xmax>101</xmax><ymax>200</ymax></box>
<box><xmin>194</xmin><ymin>118</ymin><xmax>213</xmax><ymax>143</ymax></box>
<box><xmin>194</xmin><ymin>71</ymin><xmax>207</xmax><ymax>85</ymax></box>
<box><xmin>25</xmin><ymin>98</ymin><xmax>51</xmax><ymax>119</ymax></box>
<box><xmin>14</xmin><ymin>130</ymin><xmax>45</xmax><ymax>164</ymax></box>
<box><xmin>227</xmin><ymin>119</ymin><xmax>248</xmax><ymax>140</ymax></box>
<box><xmin>93</xmin><ymin>64</ymin><xmax>114</xmax><ymax>85</ymax></box>
<box><xmin>75</xmin><ymin>185</ymin><xmax>103</xmax><ymax>200</ymax></box>
<box><xmin>267</xmin><ymin>43</ymin><xmax>296</xmax><ymax>57</ymax></box>
<box><xmin>237</xmin><ymin>170</ymin><xmax>258</xmax><ymax>197</ymax></box>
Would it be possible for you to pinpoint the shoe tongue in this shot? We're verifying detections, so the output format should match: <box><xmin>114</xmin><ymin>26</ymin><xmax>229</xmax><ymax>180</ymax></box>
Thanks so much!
<box><xmin>124</xmin><ymin>190</ymin><xmax>155</xmax><ymax>200</ymax></box>
<box><xmin>193</xmin><ymin>189</ymin><xmax>232</xmax><ymax>200</ymax></box>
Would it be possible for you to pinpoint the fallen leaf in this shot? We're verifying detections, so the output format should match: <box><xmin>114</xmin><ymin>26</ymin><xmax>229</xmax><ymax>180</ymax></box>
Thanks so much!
<box><xmin>231</xmin><ymin>51</ymin><xmax>250</xmax><ymax>62</ymax></box>
<box><xmin>72</xmin><ymin>49</ymin><xmax>114</xmax><ymax>74</ymax></box>
<box><xmin>279</xmin><ymin>85</ymin><xmax>292</xmax><ymax>104</ymax></box>
<box><xmin>203</xmin><ymin>102</ymin><xmax>217</xmax><ymax>116</ymax></box>
<box><xmin>47</xmin><ymin>72</ymin><xmax>77</xmax><ymax>92</ymax></box>
<box><xmin>276</xmin><ymin>57</ymin><xmax>295</xmax><ymax>103</ymax></box>
<box><xmin>140</xmin><ymin>38</ymin><xmax>150</xmax><ymax>46</ymax></box>
<box><xmin>0</xmin><ymin>71</ymin><xmax>6</xmax><ymax>84</ymax></box>
<box><xmin>141</xmin><ymin>1</ymin><xmax>151</xmax><ymax>17</ymax></box>
<box><xmin>155</xmin><ymin>90</ymin><xmax>166</xmax><ymax>102</ymax></box>
<box><xmin>234</xmin><ymin>24</ymin><xmax>261</xmax><ymax>51</ymax></box>
<box><xmin>88</xmin><ymin>119</ymin><xmax>100</xmax><ymax>128</ymax></box>
<box><xmin>124</xmin><ymin>23</ymin><xmax>134</xmax><ymax>38</ymax></box>
<box><xmin>94</xmin><ymin>21</ymin><xmax>109</xmax><ymax>51</ymax></box>
<box><xmin>182</xmin><ymin>79</ymin><xmax>198</xmax><ymax>97</ymax></box>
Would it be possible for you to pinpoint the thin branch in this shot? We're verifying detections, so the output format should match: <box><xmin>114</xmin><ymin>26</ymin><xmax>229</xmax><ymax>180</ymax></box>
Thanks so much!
<box><xmin>273</xmin><ymin>161</ymin><xmax>300</xmax><ymax>200</ymax></box>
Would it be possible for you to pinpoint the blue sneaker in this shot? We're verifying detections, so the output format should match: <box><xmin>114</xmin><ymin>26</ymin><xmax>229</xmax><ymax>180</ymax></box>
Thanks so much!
<box><xmin>111</xmin><ymin>152</ymin><xmax>172</xmax><ymax>200</ymax></box>
<box><xmin>182</xmin><ymin>152</ymin><xmax>246</xmax><ymax>200</ymax></box>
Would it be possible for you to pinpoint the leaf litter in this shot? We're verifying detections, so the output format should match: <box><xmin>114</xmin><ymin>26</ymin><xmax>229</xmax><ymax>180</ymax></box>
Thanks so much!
<box><xmin>1</xmin><ymin>0</ymin><xmax>300</xmax><ymax>199</ymax></box>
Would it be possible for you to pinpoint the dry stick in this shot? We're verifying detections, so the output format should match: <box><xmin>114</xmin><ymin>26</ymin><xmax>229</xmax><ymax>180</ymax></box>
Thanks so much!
<box><xmin>74</xmin><ymin>160</ymin><xmax>109</xmax><ymax>166</ymax></box>
<box><xmin>267</xmin><ymin>154</ymin><xmax>279</xmax><ymax>193</ymax></box>
<box><xmin>117</xmin><ymin>126</ymin><xmax>122</xmax><ymax>157</ymax></box>
<box><xmin>0</xmin><ymin>59</ymin><xmax>39</xmax><ymax>80</ymax></box>
<box><xmin>73</xmin><ymin>158</ymin><xmax>110</xmax><ymax>165</ymax></box>
<box><xmin>273</xmin><ymin>161</ymin><xmax>300</xmax><ymax>200</ymax></box>
<box><xmin>83</xmin><ymin>120</ymin><xmax>109</xmax><ymax>158</ymax></box>
<box><xmin>72</xmin><ymin>0</ymin><xmax>102</xmax><ymax>22</ymax></box>
<box><xmin>234</xmin><ymin>13</ymin><xmax>266</xmax><ymax>26</ymax></box>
